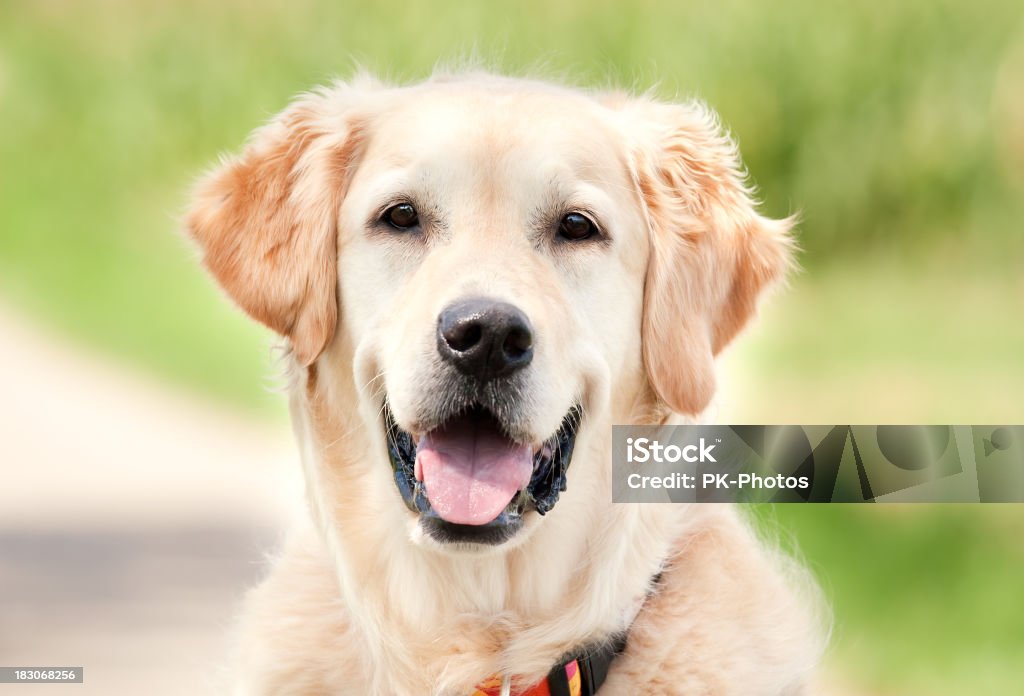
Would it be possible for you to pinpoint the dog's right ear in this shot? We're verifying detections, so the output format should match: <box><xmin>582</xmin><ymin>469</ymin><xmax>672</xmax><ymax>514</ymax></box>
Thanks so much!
<box><xmin>186</xmin><ymin>84</ymin><xmax>369</xmax><ymax>365</ymax></box>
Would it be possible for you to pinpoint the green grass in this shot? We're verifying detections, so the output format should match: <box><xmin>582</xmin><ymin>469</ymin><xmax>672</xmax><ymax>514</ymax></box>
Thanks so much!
<box><xmin>721</xmin><ymin>252</ymin><xmax>1024</xmax><ymax>424</ymax></box>
<box><xmin>756</xmin><ymin>505</ymin><xmax>1024</xmax><ymax>695</ymax></box>
<box><xmin>1</xmin><ymin>2</ymin><xmax>1023</xmax><ymax>694</ymax></box>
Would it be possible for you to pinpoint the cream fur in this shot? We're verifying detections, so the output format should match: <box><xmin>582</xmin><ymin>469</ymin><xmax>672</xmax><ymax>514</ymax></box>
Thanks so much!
<box><xmin>186</xmin><ymin>72</ymin><xmax>827</xmax><ymax>695</ymax></box>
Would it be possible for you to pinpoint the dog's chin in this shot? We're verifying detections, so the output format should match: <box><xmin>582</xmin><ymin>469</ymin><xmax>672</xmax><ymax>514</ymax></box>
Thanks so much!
<box><xmin>385</xmin><ymin>401</ymin><xmax>582</xmax><ymax>550</ymax></box>
<box><xmin>409</xmin><ymin>515</ymin><xmax>531</xmax><ymax>555</ymax></box>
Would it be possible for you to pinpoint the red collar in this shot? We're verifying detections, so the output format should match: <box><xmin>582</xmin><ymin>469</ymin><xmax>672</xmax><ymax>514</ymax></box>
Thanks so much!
<box><xmin>472</xmin><ymin>569</ymin><xmax>662</xmax><ymax>695</ymax></box>
<box><xmin>473</xmin><ymin>634</ymin><xmax>628</xmax><ymax>696</ymax></box>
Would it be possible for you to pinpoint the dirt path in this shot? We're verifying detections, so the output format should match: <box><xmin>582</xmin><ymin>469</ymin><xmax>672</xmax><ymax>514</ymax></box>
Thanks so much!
<box><xmin>0</xmin><ymin>302</ymin><xmax>301</xmax><ymax>530</ymax></box>
<box><xmin>0</xmin><ymin>302</ymin><xmax>300</xmax><ymax>695</ymax></box>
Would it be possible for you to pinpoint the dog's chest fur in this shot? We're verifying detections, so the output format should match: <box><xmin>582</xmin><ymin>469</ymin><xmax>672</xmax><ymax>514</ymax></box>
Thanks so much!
<box><xmin>232</xmin><ymin>505</ymin><xmax>821</xmax><ymax>696</ymax></box>
<box><xmin>233</xmin><ymin>524</ymin><xmax>650</xmax><ymax>695</ymax></box>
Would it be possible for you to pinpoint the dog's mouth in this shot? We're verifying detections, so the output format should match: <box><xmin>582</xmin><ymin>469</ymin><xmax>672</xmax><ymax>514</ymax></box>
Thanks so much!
<box><xmin>385</xmin><ymin>402</ymin><xmax>581</xmax><ymax>543</ymax></box>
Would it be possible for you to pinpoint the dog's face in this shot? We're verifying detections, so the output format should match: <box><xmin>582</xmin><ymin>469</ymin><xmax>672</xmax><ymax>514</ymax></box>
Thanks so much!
<box><xmin>187</xmin><ymin>74</ymin><xmax>791</xmax><ymax>551</ymax></box>
<box><xmin>338</xmin><ymin>84</ymin><xmax>651</xmax><ymax>545</ymax></box>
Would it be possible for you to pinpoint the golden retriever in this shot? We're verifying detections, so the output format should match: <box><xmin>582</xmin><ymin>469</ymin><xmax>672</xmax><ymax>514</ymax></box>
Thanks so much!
<box><xmin>187</xmin><ymin>71</ymin><xmax>825</xmax><ymax>695</ymax></box>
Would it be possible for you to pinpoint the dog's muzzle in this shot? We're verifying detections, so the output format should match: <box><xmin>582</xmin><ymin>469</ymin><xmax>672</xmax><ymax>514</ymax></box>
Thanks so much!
<box><xmin>384</xmin><ymin>297</ymin><xmax>582</xmax><ymax>545</ymax></box>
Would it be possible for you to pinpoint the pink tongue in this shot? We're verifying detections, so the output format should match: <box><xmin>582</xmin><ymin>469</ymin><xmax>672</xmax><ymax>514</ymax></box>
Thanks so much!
<box><xmin>415</xmin><ymin>415</ymin><xmax>533</xmax><ymax>526</ymax></box>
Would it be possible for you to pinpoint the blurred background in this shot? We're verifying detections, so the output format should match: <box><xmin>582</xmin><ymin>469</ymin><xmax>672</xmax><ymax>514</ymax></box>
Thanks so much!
<box><xmin>1</xmin><ymin>1</ymin><xmax>1022</xmax><ymax>694</ymax></box>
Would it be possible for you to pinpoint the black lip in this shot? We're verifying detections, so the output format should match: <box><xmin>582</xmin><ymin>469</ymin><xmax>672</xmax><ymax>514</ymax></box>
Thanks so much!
<box><xmin>420</xmin><ymin>516</ymin><xmax>524</xmax><ymax>546</ymax></box>
<box><xmin>385</xmin><ymin>403</ymin><xmax>582</xmax><ymax>544</ymax></box>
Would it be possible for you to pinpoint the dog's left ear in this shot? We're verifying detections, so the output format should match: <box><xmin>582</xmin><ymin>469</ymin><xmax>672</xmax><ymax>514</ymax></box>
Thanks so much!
<box><xmin>617</xmin><ymin>98</ymin><xmax>794</xmax><ymax>415</ymax></box>
<box><xmin>186</xmin><ymin>84</ymin><xmax>369</xmax><ymax>365</ymax></box>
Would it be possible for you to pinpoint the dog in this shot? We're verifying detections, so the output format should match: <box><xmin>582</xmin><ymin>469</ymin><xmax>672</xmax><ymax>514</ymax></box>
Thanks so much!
<box><xmin>187</xmin><ymin>71</ymin><xmax>825</xmax><ymax>695</ymax></box>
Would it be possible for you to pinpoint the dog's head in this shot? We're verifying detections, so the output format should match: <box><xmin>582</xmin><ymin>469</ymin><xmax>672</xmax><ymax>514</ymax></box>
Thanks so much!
<box><xmin>187</xmin><ymin>74</ymin><xmax>792</xmax><ymax>551</ymax></box>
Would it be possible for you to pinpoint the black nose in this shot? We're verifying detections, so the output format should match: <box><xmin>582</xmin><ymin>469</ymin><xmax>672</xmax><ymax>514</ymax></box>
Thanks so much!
<box><xmin>437</xmin><ymin>298</ymin><xmax>534</xmax><ymax>380</ymax></box>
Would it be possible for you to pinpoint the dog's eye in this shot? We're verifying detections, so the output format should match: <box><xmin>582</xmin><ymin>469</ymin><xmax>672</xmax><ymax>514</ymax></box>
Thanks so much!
<box><xmin>558</xmin><ymin>212</ymin><xmax>596</xmax><ymax>241</ymax></box>
<box><xmin>383</xmin><ymin>203</ymin><xmax>419</xmax><ymax>230</ymax></box>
